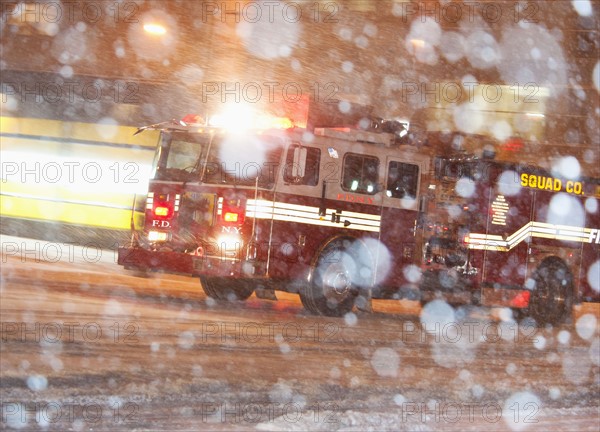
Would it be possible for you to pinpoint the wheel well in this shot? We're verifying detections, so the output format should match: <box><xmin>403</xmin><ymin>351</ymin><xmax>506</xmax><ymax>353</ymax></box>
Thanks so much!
<box><xmin>536</xmin><ymin>256</ymin><xmax>574</xmax><ymax>282</ymax></box>
<box><xmin>533</xmin><ymin>255</ymin><xmax>575</xmax><ymax>296</ymax></box>
<box><xmin>538</xmin><ymin>255</ymin><xmax>569</xmax><ymax>269</ymax></box>
<box><xmin>311</xmin><ymin>235</ymin><xmax>356</xmax><ymax>263</ymax></box>
<box><xmin>528</xmin><ymin>255</ymin><xmax>575</xmax><ymax>325</ymax></box>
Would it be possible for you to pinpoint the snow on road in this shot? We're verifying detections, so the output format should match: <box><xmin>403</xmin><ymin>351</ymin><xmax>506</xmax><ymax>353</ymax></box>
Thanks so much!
<box><xmin>1</xmin><ymin>236</ymin><xmax>599</xmax><ymax>431</ymax></box>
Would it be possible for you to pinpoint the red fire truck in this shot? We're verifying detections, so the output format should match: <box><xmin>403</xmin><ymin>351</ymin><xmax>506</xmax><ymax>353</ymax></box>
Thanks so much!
<box><xmin>118</xmin><ymin>115</ymin><xmax>600</xmax><ymax>324</ymax></box>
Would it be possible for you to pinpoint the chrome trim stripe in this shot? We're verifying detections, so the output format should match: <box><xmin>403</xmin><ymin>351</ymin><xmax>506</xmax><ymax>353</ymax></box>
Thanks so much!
<box><xmin>246</xmin><ymin>199</ymin><xmax>381</xmax><ymax>233</ymax></box>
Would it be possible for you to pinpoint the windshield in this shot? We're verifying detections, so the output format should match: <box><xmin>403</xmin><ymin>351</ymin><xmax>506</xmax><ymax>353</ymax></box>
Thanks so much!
<box><xmin>154</xmin><ymin>131</ymin><xmax>285</xmax><ymax>188</ymax></box>
<box><xmin>201</xmin><ymin>133</ymin><xmax>284</xmax><ymax>188</ymax></box>
<box><xmin>166</xmin><ymin>138</ymin><xmax>203</xmax><ymax>171</ymax></box>
<box><xmin>152</xmin><ymin>132</ymin><xmax>208</xmax><ymax>181</ymax></box>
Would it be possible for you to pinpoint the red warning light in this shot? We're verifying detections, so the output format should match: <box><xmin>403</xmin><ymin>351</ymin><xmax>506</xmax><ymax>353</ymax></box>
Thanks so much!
<box><xmin>503</xmin><ymin>137</ymin><xmax>524</xmax><ymax>153</ymax></box>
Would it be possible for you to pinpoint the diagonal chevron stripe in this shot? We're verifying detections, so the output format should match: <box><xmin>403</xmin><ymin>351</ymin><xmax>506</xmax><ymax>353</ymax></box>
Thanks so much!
<box><xmin>466</xmin><ymin>222</ymin><xmax>599</xmax><ymax>251</ymax></box>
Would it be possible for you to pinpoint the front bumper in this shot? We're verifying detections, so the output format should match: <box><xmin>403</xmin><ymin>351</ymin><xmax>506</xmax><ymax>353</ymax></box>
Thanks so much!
<box><xmin>117</xmin><ymin>246</ymin><xmax>243</xmax><ymax>277</ymax></box>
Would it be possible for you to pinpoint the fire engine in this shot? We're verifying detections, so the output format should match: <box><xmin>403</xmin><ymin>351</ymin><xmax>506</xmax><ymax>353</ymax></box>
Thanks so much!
<box><xmin>117</xmin><ymin>113</ymin><xmax>600</xmax><ymax>325</ymax></box>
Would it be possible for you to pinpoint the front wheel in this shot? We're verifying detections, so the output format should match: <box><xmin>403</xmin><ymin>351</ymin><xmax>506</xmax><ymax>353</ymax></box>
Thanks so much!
<box><xmin>300</xmin><ymin>240</ymin><xmax>364</xmax><ymax>316</ymax></box>
<box><xmin>527</xmin><ymin>257</ymin><xmax>573</xmax><ymax>325</ymax></box>
<box><xmin>200</xmin><ymin>277</ymin><xmax>255</xmax><ymax>301</ymax></box>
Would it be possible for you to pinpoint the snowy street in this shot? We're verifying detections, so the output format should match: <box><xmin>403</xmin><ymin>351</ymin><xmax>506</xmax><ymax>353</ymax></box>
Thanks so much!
<box><xmin>1</xmin><ymin>236</ymin><xmax>598</xmax><ymax>431</ymax></box>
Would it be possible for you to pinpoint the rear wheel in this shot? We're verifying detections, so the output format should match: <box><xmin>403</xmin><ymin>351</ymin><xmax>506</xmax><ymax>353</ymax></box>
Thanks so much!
<box><xmin>528</xmin><ymin>257</ymin><xmax>573</xmax><ymax>325</ymax></box>
<box><xmin>200</xmin><ymin>277</ymin><xmax>255</xmax><ymax>301</ymax></box>
<box><xmin>300</xmin><ymin>240</ymin><xmax>363</xmax><ymax>316</ymax></box>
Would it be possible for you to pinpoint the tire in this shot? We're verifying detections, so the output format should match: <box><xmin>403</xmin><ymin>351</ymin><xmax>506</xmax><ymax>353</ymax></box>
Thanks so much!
<box><xmin>300</xmin><ymin>239</ymin><xmax>364</xmax><ymax>316</ymax></box>
<box><xmin>200</xmin><ymin>277</ymin><xmax>255</xmax><ymax>301</ymax></box>
<box><xmin>527</xmin><ymin>257</ymin><xmax>573</xmax><ymax>325</ymax></box>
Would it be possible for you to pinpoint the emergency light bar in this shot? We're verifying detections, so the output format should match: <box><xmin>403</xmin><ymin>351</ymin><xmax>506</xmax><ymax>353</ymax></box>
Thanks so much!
<box><xmin>208</xmin><ymin>113</ymin><xmax>293</xmax><ymax>131</ymax></box>
<box><xmin>201</xmin><ymin>105</ymin><xmax>294</xmax><ymax>131</ymax></box>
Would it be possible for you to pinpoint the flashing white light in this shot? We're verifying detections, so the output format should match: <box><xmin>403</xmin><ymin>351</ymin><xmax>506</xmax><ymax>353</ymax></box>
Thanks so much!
<box><xmin>143</xmin><ymin>23</ymin><xmax>167</xmax><ymax>35</ymax></box>
<box><xmin>148</xmin><ymin>231</ymin><xmax>168</xmax><ymax>241</ymax></box>
<box><xmin>208</xmin><ymin>105</ymin><xmax>254</xmax><ymax>132</ymax></box>
<box><xmin>410</xmin><ymin>39</ymin><xmax>426</xmax><ymax>48</ymax></box>
<box><xmin>217</xmin><ymin>234</ymin><xmax>242</xmax><ymax>254</ymax></box>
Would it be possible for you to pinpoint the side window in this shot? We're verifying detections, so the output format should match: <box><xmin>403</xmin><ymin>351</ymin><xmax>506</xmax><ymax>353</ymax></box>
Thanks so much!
<box><xmin>386</xmin><ymin>161</ymin><xmax>419</xmax><ymax>199</ymax></box>
<box><xmin>342</xmin><ymin>153</ymin><xmax>379</xmax><ymax>194</ymax></box>
<box><xmin>283</xmin><ymin>144</ymin><xmax>320</xmax><ymax>186</ymax></box>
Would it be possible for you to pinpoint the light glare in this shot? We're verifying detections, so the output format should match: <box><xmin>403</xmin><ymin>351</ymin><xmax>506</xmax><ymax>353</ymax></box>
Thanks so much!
<box><xmin>144</xmin><ymin>23</ymin><xmax>167</xmax><ymax>35</ymax></box>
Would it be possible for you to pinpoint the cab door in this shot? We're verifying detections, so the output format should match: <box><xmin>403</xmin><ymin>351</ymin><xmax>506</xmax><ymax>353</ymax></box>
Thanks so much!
<box><xmin>378</xmin><ymin>154</ymin><xmax>429</xmax><ymax>292</ymax></box>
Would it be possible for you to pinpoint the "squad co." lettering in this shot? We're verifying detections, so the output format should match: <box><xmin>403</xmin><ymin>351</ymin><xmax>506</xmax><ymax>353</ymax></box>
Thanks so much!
<box><xmin>520</xmin><ymin>174</ymin><xmax>584</xmax><ymax>195</ymax></box>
